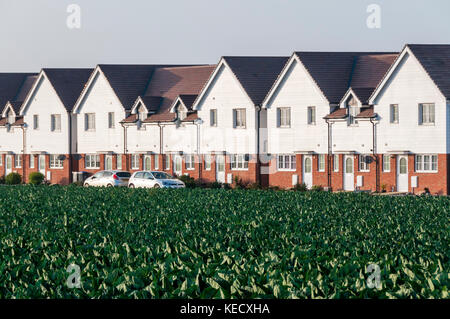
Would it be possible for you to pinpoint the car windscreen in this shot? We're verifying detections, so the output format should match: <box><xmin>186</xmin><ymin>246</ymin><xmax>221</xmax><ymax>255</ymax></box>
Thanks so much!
<box><xmin>116</xmin><ymin>172</ymin><xmax>131</xmax><ymax>178</ymax></box>
<box><xmin>152</xmin><ymin>172</ymin><xmax>173</xmax><ymax>179</ymax></box>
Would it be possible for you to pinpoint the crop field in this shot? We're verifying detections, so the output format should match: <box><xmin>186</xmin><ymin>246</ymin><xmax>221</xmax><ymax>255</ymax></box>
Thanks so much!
<box><xmin>0</xmin><ymin>185</ymin><xmax>448</xmax><ymax>298</ymax></box>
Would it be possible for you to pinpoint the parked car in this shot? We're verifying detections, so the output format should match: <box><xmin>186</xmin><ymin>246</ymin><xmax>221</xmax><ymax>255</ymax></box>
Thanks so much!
<box><xmin>128</xmin><ymin>171</ymin><xmax>185</xmax><ymax>188</ymax></box>
<box><xmin>83</xmin><ymin>170</ymin><xmax>131</xmax><ymax>187</ymax></box>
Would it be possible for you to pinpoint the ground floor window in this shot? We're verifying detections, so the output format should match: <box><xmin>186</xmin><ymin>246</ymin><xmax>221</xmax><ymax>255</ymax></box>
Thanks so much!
<box><xmin>277</xmin><ymin>154</ymin><xmax>296</xmax><ymax>171</ymax></box>
<box><xmin>204</xmin><ymin>154</ymin><xmax>212</xmax><ymax>170</ymax></box>
<box><xmin>50</xmin><ymin>154</ymin><xmax>64</xmax><ymax>169</ymax></box>
<box><xmin>185</xmin><ymin>154</ymin><xmax>195</xmax><ymax>170</ymax></box>
<box><xmin>165</xmin><ymin>155</ymin><xmax>170</xmax><ymax>170</ymax></box>
<box><xmin>318</xmin><ymin>154</ymin><xmax>325</xmax><ymax>172</ymax></box>
<box><xmin>29</xmin><ymin>154</ymin><xmax>35</xmax><ymax>169</ymax></box>
<box><xmin>0</xmin><ymin>155</ymin><xmax>2</xmax><ymax>166</ymax></box>
<box><xmin>383</xmin><ymin>154</ymin><xmax>390</xmax><ymax>172</ymax></box>
<box><xmin>131</xmin><ymin>154</ymin><xmax>140</xmax><ymax>170</ymax></box>
<box><xmin>415</xmin><ymin>154</ymin><xmax>437</xmax><ymax>172</ymax></box>
<box><xmin>359</xmin><ymin>154</ymin><xmax>370</xmax><ymax>172</ymax></box>
<box><xmin>14</xmin><ymin>154</ymin><xmax>22</xmax><ymax>168</ymax></box>
<box><xmin>85</xmin><ymin>154</ymin><xmax>100</xmax><ymax>169</ymax></box>
<box><xmin>333</xmin><ymin>154</ymin><xmax>339</xmax><ymax>172</ymax></box>
<box><xmin>231</xmin><ymin>154</ymin><xmax>249</xmax><ymax>170</ymax></box>
<box><xmin>116</xmin><ymin>155</ymin><xmax>122</xmax><ymax>169</ymax></box>
<box><xmin>154</xmin><ymin>155</ymin><xmax>159</xmax><ymax>170</ymax></box>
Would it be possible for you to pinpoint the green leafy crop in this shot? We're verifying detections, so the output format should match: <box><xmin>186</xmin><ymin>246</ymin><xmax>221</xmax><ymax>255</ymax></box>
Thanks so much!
<box><xmin>0</xmin><ymin>186</ymin><xmax>448</xmax><ymax>298</ymax></box>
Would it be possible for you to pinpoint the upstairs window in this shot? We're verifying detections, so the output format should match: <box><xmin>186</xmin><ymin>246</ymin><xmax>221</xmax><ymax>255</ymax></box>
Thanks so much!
<box><xmin>307</xmin><ymin>106</ymin><xmax>316</xmax><ymax>125</ymax></box>
<box><xmin>277</xmin><ymin>107</ymin><xmax>291</xmax><ymax>128</ymax></box>
<box><xmin>210</xmin><ymin>109</ymin><xmax>217</xmax><ymax>127</ymax></box>
<box><xmin>231</xmin><ymin>154</ymin><xmax>249</xmax><ymax>170</ymax></box>
<box><xmin>85</xmin><ymin>113</ymin><xmax>95</xmax><ymax>131</ymax></box>
<box><xmin>138</xmin><ymin>105</ymin><xmax>147</xmax><ymax>121</ymax></box>
<box><xmin>7</xmin><ymin>110</ymin><xmax>14</xmax><ymax>125</ymax></box>
<box><xmin>33</xmin><ymin>115</ymin><xmax>39</xmax><ymax>129</ymax></box>
<box><xmin>347</xmin><ymin>96</ymin><xmax>359</xmax><ymax>125</ymax></box>
<box><xmin>108</xmin><ymin>112</ymin><xmax>115</xmax><ymax>129</ymax></box>
<box><xmin>419</xmin><ymin>103</ymin><xmax>435</xmax><ymax>125</ymax></box>
<box><xmin>390</xmin><ymin>104</ymin><xmax>399</xmax><ymax>123</ymax></box>
<box><xmin>233</xmin><ymin>109</ymin><xmax>246</xmax><ymax>128</ymax></box>
<box><xmin>51</xmin><ymin>114</ymin><xmax>61</xmax><ymax>132</ymax></box>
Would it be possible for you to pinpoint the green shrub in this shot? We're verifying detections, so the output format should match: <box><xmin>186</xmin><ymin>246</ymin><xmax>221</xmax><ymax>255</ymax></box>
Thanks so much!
<box><xmin>204</xmin><ymin>181</ymin><xmax>222</xmax><ymax>189</ymax></box>
<box><xmin>247</xmin><ymin>182</ymin><xmax>262</xmax><ymax>190</ymax></box>
<box><xmin>28</xmin><ymin>172</ymin><xmax>45</xmax><ymax>185</ymax></box>
<box><xmin>293</xmin><ymin>182</ymin><xmax>308</xmax><ymax>192</ymax></box>
<box><xmin>5</xmin><ymin>172</ymin><xmax>22</xmax><ymax>185</ymax></box>
<box><xmin>0</xmin><ymin>176</ymin><xmax>5</xmax><ymax>184</ymax></box>
<box><xmin>177</xmin><ymin>175</ymin><xmax>197</xmax><ymax>188</ymax></box>
<box><xmin>311</xmin><ymin>185</ymin><xmax>324</xmax><ymax>192</ymax></box>
<box><xmin>233</xmin><ymin>176</ymin><xmax>249</xmax><ymax>189</ymax></box>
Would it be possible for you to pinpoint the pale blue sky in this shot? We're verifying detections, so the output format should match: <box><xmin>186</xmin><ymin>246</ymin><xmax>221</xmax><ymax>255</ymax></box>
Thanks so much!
<box><xmin>0</xmin><ymin>0</ymin><xmax>449</xmax><ymax>72</ymax></box>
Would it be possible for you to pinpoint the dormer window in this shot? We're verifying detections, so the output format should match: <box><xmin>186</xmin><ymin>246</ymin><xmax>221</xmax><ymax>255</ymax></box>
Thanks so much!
<box><xmin>6</xmin><ymin>110</ymin><xmax>14</xmax><ymax>125</ymax></box>
<box><xmin>138</xmin><ymin>105</ymin><xmax>147</xmax><ymax>121</ymax></box>
<box><xmin>346</xmin><ymin>95</ymin><xmax>359</xmax><ymax>125</ymax></box>
<box><xmin>176</xmin><ymin>104</ymin><xmax>187</xmax><ymax>121</ymax></box>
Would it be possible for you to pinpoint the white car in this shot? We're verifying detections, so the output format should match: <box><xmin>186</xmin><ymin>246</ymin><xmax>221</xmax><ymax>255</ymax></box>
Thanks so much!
<box><xmin>83</xmin><ymin>170</ymin><xmax>131</xmax><ymax>187</ymax></box>
<box><xmin>128</xmin><ymin>171</ymin><xmax>185</xmax><ymax>188</ymax></box>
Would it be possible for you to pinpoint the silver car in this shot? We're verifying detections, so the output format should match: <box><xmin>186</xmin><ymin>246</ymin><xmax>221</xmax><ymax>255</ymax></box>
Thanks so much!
<box><xmin>83</xmin><ymin>170</ymin><xmax>131</xmax><ymax>187</ymax></box>
<box><xmin>128</xmin><ymin>171</ymin><xmax>185</xmax><ymax>188</ymax></box>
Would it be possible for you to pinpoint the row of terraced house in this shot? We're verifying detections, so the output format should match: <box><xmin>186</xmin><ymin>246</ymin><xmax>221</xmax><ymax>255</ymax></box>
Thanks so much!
<box><xmin>0</xmin><ymin>44</ymin><xmax>449</xmax><ymax>194</ymax></box>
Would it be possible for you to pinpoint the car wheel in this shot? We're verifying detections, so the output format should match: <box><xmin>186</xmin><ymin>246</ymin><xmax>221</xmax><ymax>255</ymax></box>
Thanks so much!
<box><xmin>129</xmin><ymin>184</ymin><xmax>135</xmax><ymax>188</ymax></box>
<box><xmin>84</xmin><ymin>183</ymin><xmax>89</xmax><ymax>187</ymax></box>
<box><xmin>154</xmin><ymin>184</ymin><xmax>160</xmax><ymax>189</ymax></box>
<box><xmin>107</xmin><ymin>184</ymin><xmax>113</xmax><ymax>187</ymax></box>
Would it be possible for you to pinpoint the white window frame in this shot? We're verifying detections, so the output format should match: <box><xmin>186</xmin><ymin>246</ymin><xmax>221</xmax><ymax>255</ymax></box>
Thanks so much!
<box><xmin>318</xmin><ymin>154</ymin><xmax>325</xmax><ymax>172</ymax></box>
<box><xmin>50</xmin><ymin>154</ymin><xmax>64</xmax><ymax>169</ymax></box>
<box><xmin>333</xmin><ymin>154</ymin><xmax>339</xmax><ymax>172</ymax></box>
<box><xmin>231</xmin><ymin>154</ymin><xmax>249</xmax><ymax>170</ymax></box>
<box><xmin>0</xmin><ymin>155</ymin><xmax>2</xmax><ymax>166</ymax></box>
<box><xmin>85</xmin><ymin>154</ymin><xmax>100</xmax><ymax>169</ymax></box>
<box><xmin>108</xmin><ymin>112</ymin><xmax>115</xmax><ymax>129</ymax></box>
<box><xmin>29</xmin><ymin>154</ymin><xmax>35</xmax><ymax>169</ymax></box>
<box><xmin>383</xmin><ymin>154</ymin><xmax>391</xmax><ymax>172</ymax></box>
<box><xmin>233</xmin><ymin>109</ymin><xmax>246</xmax><ymax>129</ymax></box>
<box><xmin>131</xmin><ymin>154</ymin><xmax>140</xmax><ymax>170</ymax></box>
<box><xmin>359</xmin><ymin>154</ymin><xmax>370</xmax><ymax>172</ymax></box>
<box><xmin>165</xmin><ymin>155</ymin><xmax>170</xmax><ymax>170</ymax></box>
<box><xmin>307</xmin><ymin>106</ymin><xmax>316</xmax><ymax>125</ymax></box>
<box><xmin>33</xmin><ymin>114</ymin><xmax>39</xmax><ymax>130</ymax></box>
<box><xmin>14</xmin><ymin>154</ymin><xmax>22</xmax><ymax>168</ymax></box>
<box><xmin>85</xmin><ymin>113</ymin><xmax>96</xmax><ymax>131</ymax></box>
<box><xmin>419</xmin><ymin>103</ymin><xmax>435</xmax><ymax>125</ymax></box>
<box><xmin>277</xmin><ymin>107</ymin><xmax>291</xmax><ymax>128</ymax></box>
<box><xmin>116</xmin><ymin>154</ymin><xmax>122</xmax><ymax>169</ymax></box>
<box><xmin>51</xmin><ymin>114</ymin><xmax>61</xmax><ymax>132</ymax></box>
<box><xmin>277</xmin><ymin>154</ymin><xmax>296</xmax><ymax>171</ymax></box>
<box><xmin>154</xmin><ymin>154</ymin><xmax>159</xmax><ymax>170</ymax></box>
<box><xmin>204</xmin><ymin>154</ymin><xmax>212</xmax><ymax>170</ymax></box>
<box><xmin>390</xmin><ymin>104</ymin><xmax>399</xmax><ymax>124</ymax></box>
<box><xmin>415</xmin><ymin>154</ymin><xmax>438</xmax><ymax>173</ymax></box>
<box><xmin>185</xmin><ymin>154</ymin><xmax>195</xmax><ymax>170</ymax></box>
<box><xmin>210</xmin><ymin>109</ymin><xmax>217</xmax><ymax>127</ymax></box>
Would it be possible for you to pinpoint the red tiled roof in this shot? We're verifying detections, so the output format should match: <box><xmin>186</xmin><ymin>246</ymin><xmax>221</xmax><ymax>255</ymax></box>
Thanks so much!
<box><xmin>182</xmin><ymin>112</ymin><xmax>199</xmax><ymax>122</ymax></box>
<box><xmin>12</xmin><ymin>116</ymin><xmax>24</xmax><ymax>126</ymax></box>
<box><xmin>324</xmin><ymin>108</ymin><xmax>347</xmax><ymax>119</ymax></box>
<box><xmin>0</xmin><ymin>117</ymin><xmax>7</xmax><ymax>126</ymax></box>
<box><xmin>356</xmin><ymin>106</ymin><xmax>376</xmax><ymax>118</ymax></box>
<box><xmin>120</xmin><ymin>114</ymin><xmax>137</xmax><ymax>123</ymax></box>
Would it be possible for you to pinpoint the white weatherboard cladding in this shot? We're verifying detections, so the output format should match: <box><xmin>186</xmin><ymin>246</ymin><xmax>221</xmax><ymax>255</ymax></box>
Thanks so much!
<box><xmin>165</xmin><ymin>124</ymin><xmax>198</xmax><ymax>153</ymax></box>
<box><xmin>374</xmin><ymin>52</ymin><xmax>447</xmax><ymax>154</ymax></box>
<box><xmin>0</xmin><ymin>128</ymin><xmax>22</xmax><ymax>154</ymax></box>
<box><xmin>332</xmin><ymin>120</ymin><xmax>373</xmax><ymax>154</ymax></box>
<box><xmin>197</xmin><ymin>64</ymin><xmax>256</xmax><ymax>154</ymax></box>
<box><xmin>264</xmin><ymin>59</ymin><xmax>329</xmax><ymax>154</ymax></box>
<box><xmin>126</xmin><ymin>125</ymin><xmax>161</xmax><ymax>154</ymax></box>
<box><xmin>76</xmin><ymin>72</ymin><xmax>125</xmax><ymax>154</ymax></box>
<box><xmin>23</xmin><ymin>76</ymin><xmax>70</xmax><ymax>154</ymax></box>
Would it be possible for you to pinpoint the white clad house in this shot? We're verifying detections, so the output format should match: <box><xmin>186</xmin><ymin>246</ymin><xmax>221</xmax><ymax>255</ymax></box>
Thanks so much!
<box><xmin>123</xmin><ymin>65</ymin><xmax>215</xmax><ymax>177</ymax></box>
<box><xmin>262</xmin><ymin>51</ymin><xmax>397</xmax><ymax>190</ymax></box>
<box><xmin>369</xmin><ymin>44</ymin><xmax>450</xmax><ymax>194</ymax></box>
<box><xmin>19</xmin><ymin>68</ymin><xmax>92</xmax><ymax>184</ymax></box>
<box><xmin>72</xmin><ymin>64</ymin><xmax>183</xmax><ymax>174</ymax></box>
<box><xmin>193</xmin><ymin>56</ymin><xmax>288</xmax><ymax>184</ymax></box>
<box><xmin>0</xmin><ymin>73</ymin><xmax>38</xmax><ymax>178</ymax></box>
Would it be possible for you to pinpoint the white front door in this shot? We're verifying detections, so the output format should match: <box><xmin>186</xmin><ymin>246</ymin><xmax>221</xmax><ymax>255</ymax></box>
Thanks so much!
<box><xmin>302</xmin><ymin>155</ymin><xmax>313</xmax><ymax>189</ymax></box>
<box><xmin>174</xmin><ymin>155</ymin><xmax>182</xmax><ymax>176</ymax></box>
<box><xmin>5</xmin><ymin>155</ymin><xmax>12</xmax><ymax>175</ymax></box>
<box><xmin>38</xmin><ymin>155</ymin><xmax>46</xmax><ymax>175</ymax></box>
<box><xmin>216</xmin><ymin>155</ymin><xmax>225</xmax><ymax>183</ymax></box>
<box><xmin>397</xmin><ymin>156</ymin><xmax>408</xmax><ymax>192</ymax></box>
<box><xmin>105</xmin><ymin>155</ymin><xmax>113</xmax><ymax>170</ymax></box>
<box><xmin>343</xmin><ymin>155</ymin><xmax>354</xmax><ymax>191</ymax></box>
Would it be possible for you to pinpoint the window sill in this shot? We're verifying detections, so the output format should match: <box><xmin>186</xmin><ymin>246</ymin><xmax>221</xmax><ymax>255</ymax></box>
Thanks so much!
<box><xmin>419</xmin><ymin>123</ymin><xmax>435</xmax><ymax>126</ymax></box>
<box><xmin>231</xmin><ymin>168</ymin><xmax>249</xmax><ymax>171</ymax></box>
<box><xmin>277</xmin><ymin>126</ymin><xmax>291</xmax><ymax>129</ymax></box>
<box><xmin>85</xmin><ymin>167</ymin><xmax>100</xmax><ymax>170</ymax></box>
<box><xmin>415</xmin><ymin>170</ymin><xmax>438</xmax><ymax>174</ymax></box>
<box><xmin>359</xmin><ymin>170</ymin><xmax>370</xmax><ymax>173</ymax></box>
<box><xmin>49</xmin><ymin>167</ymin><xmax>64</xmax><ymax>170</ymax></box>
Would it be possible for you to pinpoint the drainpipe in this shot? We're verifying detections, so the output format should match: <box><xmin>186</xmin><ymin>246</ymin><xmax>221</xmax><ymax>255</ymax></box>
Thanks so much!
<box><xmin>121</xmin><ymin>123</ymin><xmax>128</xmax><ymax>170</ymax></box>
<box><xmin>370</xmin><ymin>117</ymin><xmax>379</xmax><ymax>192</ymax></box>
<box><xmin>157</xmin><ymin>122</ymin><xmax>164</xmax><ymax>169</ymax></box>
<box><xmin>256</xmin><ymin>105</ymin><xmax>261</xmax><ymax>186</ymax></box>
<box><xmin>195</xmin><ymin>119</ymin><xmax>202</xmax><ymax>180</ymax></box>
<box><xmin>68</xmin><ymin>112</ymin><xmax>73</xmax><ymax>183</ymax></box>
<box><xmin>326</xmin><ymin>119</ymin><xmax>332</xmax><ymax>190</ymax></box>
